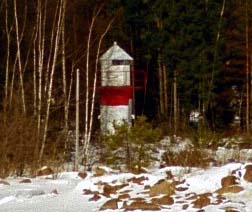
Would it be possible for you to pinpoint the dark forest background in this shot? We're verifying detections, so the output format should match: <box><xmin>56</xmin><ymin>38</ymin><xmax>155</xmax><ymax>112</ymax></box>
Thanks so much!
<box><xmin>0</xmin><ymin>0</ymin><xmax>252</xmax><ymax>172</ymax></box>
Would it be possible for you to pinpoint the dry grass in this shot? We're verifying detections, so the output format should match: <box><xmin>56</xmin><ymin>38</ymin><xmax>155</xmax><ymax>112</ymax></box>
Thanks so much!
<box><xmin>0</xmin><ymin>99</ymin><xmax>68</xmax><ymax>178</ymax></box>
<box><xmin>161</xmin><ymin>148</ymin><xmax>210</xmax><ymax>168</ymax></box>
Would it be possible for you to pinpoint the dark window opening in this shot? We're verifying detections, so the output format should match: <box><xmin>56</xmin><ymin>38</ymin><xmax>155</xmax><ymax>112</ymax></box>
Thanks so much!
<box><xmin>112</xmin><ymin>60</ymin><xmax>131</xmax><ymax>65</ymax></box>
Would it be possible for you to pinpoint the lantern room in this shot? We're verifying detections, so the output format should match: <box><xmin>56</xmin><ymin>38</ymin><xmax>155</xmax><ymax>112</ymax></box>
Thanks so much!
<box><xmin>99</xmin><ymin>42</ymin><xmax>134</xmax><ymax>134</ymax></box>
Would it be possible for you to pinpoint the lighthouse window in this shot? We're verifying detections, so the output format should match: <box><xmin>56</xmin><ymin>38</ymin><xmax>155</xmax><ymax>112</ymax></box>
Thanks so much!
<box><xmin>112</xmin><ymin>60</ymin><xmax>130</xmax><ymax>65</ymax></box>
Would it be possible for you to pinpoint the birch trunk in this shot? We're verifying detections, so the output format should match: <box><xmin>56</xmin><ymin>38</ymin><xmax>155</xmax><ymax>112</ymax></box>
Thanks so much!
<box><xmin>36</xmin><ymin>0</ymin><xmax>46</xmax><ymax>156</ymax></box>
<box><xmin>173</xmin><ymin>70</ymin><xmax>177</xmax><ymax>134</ymax></box>
<box><xmin>4</xmin><ymin>0</ymin><xmax>10</xmax><ymax>117</ymax></box>
<box><xmin>83</xmin><ymin>17</ymin><xmax>94</xmax><ymax>166</ymax></box>
<box><xmin>209</xmin><ymin>0</ymin><xmax>225</xmax><ymax>98</ymax></box>
<box><xmin>61</xmin><ymin>0</ymin><xmax>69</xmax><ymax>149</ymax></box>
<box><xmin>33</xmin><ymin>35</ymin><xmax>37</xmax><ymax>116</ymax></box>
<box><xmin>163</xmin><ymin>63</ymin><xmax>168</xmax><ymax>114</ymax></box>
<box><xmin>44</xmin><ymin>0</ymin><xmax>58</xmax><ymax>96</ymax></box>
<box><xmin>3</xmin><ymin>0</ymin><xmax>11</xmax><ymax>155</ymax></box>
<box><xmin>39</xmin><ymin>0</ymin><xmax>63</xmax><ymax>162</ymax></box>
<box><xmin>83</xmin><ymin>5</ymin><xmax>103</xmax><ymax>167</ymax></box>
<box><xmin>85</xmin><ymin>17</ymin><xmax>115</xmax><ymax>164</ymax></box>
<box><xmin>9</xmin><ymin>3</ymin><xmax>27</xmax><ymax>108</ymax></box>
<box><xmin>75</xmin><ymin>69</ymin><xmax>80</xmax><ymax>171</ymax></box>
<box><xmin>245</xmin><ymin>0</ymin><xmax>250</xmax><ymax>133</ymax></box>
<box><xmin>13</xmin><ymin>0</ymin><xmax>26</xmax><ymax>114</ymax></box>
<box><xmin>158</xmin><ymin>53</ymin><xmax>164</xmax><ymax>115</ymax></box>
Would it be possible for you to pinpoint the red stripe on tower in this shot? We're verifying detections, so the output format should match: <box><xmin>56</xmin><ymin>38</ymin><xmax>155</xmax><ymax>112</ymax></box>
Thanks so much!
<box><xmin>100</xmin><ymin>86</ymin><xmax>133</xmax><ymax>106</ymax></box>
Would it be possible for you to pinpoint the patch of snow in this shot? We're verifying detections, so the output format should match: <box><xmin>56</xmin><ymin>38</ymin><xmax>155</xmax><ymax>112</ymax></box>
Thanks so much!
<box><xmin>15</xmin><ymin>189</ymin><xmax>45</xmax><ymax>198</ymax></box>
<box><xmin>0</xmin><ymin>196</ymin><xmax>16</xmax><ymax>205</ymax></box>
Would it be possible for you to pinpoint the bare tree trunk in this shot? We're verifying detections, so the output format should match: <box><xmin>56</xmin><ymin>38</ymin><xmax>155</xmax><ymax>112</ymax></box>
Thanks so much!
<box><xmin>83</xmin><ymin>5</ymin><xmax>103</xmax><ymax>167</ymax></box>
<box><xmin>173</xmin><ymin>70</ymin><xmax>177</xmax><ymax>134</ymax></box>
<box><xmin>9</xmin><ymin>2</ymin><xmax>27</xmax><ymax>108</ymax></box>
<box><xmin>85</xmin><ymin>17</ymin><xmax>115</xmax><ymax>164</ymax></box>
<box><xmin>61</xmin><ymin>0</ymin><xmax>69</xmax><ymax>150</ymax></box>
<box><xmin>75</xmin><ymin>68</ymin><xmax>80</xmax><ymax>171</ymax></box>
<box><xmin>9</xmin><ymin>58</ymin><xmax>17</xmax><ymax>108</ymax></box>
<box><xmin>3</xmin><ymin>0</ymin><xmax>11</xmax><ymax>159</ymax></box>
<box><xmin>163</xmin><ymin>63</ymin><xmax>168</xmax><ymax>114</ymax></box>
<box><xmin>245</xmin><ymin>0</ymin><xmax>250</xmax><ymax>133</ymax></box>
<box><xmin>0</xmin><ymin>0</ymin><xmax>4</xmax><ymax>12</ymax></box>
<box><xmin>64</xmin><ymin>64</ymin><xmax>74</xmax><ymax>152</ymax></box>
<box><xmin>158</xmin><ymin>53</ymin><xmax>164</xmax><ymax>115</ymax></box>
<box><xmin>39</xmin><ymin>0</ymin><xmax>63</xmax><ymax>162</ymax></box>
<box><xmin>36</xmin><ymin>0</ymin><xmax>46</xmax><ymax>157</ymax></box>
<box><xmin>44</xmin><ymin>0</ymin><xmax>57</xmax><ymax>96</ymax></box>
<box><xmin>208</xmin><ymin>0</ymin><xmax>226</xmax><ymax>102</ymax></box>
<box><xmin>13</xmin><ymin>0</ymin><xmax>26</xmax><ymax>114</ymax></box>
<box><xmin>4</xmin><ymin>0</ymin><xmax>10</xmax><ymax>118</ymax></box>
<box><xmin>33</xmin><ymin>34</ymin><xmax>37</xmax><ymax>116</ymax></box>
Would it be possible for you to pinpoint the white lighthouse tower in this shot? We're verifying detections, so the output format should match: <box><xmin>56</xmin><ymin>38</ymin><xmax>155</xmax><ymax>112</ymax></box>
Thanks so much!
<box><xmin>99</xmin><ymin>42</ymin><xmax>134</xmax><ymax>134</ymax></box>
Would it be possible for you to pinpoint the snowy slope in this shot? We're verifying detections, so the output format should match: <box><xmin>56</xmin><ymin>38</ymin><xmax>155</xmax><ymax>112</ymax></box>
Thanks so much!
<box><xmin>0</xmin><ymin>163</ymin><xmax>252</xmax><ymax>212</ymax></box>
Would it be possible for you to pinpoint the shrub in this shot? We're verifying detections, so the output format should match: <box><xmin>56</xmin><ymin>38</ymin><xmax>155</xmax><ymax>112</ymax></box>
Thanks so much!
<box><xmin>101</xmin><ymin>116</ymin><xmax>161</xmax><ymax>173</ymax></box>
<box><xmin>184</xmin><ymin>123</ymin><xmax>223</xmax><ymax>149</ymax></box>
<box><xmin>0</xmin><ymin>109</ymin><xmax>38</xmax><ymax>177</ymax></box>
<box><xmin>0</xmin><ymin>103</ymin><xmax>67</xmax><ymax>177</ymax></box>
<box><xmin>161</xmin><ymin>148</ymin><xmax>210</xmax><ymax>168</ymax></box>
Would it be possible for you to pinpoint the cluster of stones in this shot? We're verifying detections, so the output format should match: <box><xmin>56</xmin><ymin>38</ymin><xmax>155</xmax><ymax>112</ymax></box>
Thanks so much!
<box><xmin>82</xmin><ymin>165</ymin><xmax>252</xmax><ymax>211</ymax></box>
<box><xmin>0</xmin><ymin>166</ymin><xmax>60</xmax><ymax>195</ymax></box>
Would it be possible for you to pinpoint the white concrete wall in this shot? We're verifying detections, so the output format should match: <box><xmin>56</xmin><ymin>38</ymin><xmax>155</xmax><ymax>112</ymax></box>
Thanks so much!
<box><xmin>101</xmin><ymin>65</ymin><xmax>130</xmax><ymax>86</ymax></box>
<box><xmin>100</xmin><ymin>105</ymin><xmax>130</xmax><ymax>134</ymax></box>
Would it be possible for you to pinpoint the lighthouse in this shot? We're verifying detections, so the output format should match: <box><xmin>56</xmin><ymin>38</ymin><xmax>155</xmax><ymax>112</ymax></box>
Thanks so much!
<box><xmin>99</xmin><ymin>42</ymin><xmax>134</xmax><ymax>134</ymax></box>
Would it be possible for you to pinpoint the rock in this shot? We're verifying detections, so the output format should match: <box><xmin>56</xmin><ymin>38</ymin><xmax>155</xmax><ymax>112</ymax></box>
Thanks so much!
<box><xmin>123</xmin><ymin>200</ymin><xmax>160</xmax><ymax>211</ymax></box>
<box><xmin>221</xmin><ymin>176</ymin><xmax>238</xmax><ymax>187</ymax></box>
<box><xmin>130</xmin><ymin>197</ymin><xmax>145</xmax><ymax>202</ymax></box>
<box><xmin>78</xmin><ymin>172</ymin><xmax>87</xmax><ymax>179</ymax></box>
<box><xmin>149</xmin><ymin>179</ymin><xmax>175</xmax><ymax>197</ymax></box>
<box><xmin>215</xmin><ymin>185</ymin><xmax>244</xmax><ymax>194</ymax></box>
<box><xmin>119</xmin><ymin>189</ymin><xmax>132</xmax><ymax>194</ymax></box>
<box><xmin>51</xmin><ymin>189</ymin><xmax>59</xmax><ymax>194</ymax></box>
<box><xmin>185</xmin><ymin>192</ymin><xmax>197</xmax><ymax>200</ymax></box>
<box><xmin>174</xmin><ymin>179</ymin><xmax>186</xmax><ymax>185</ymax></box>
<box><xmin>128</xmin><ymin>176</ymin><xmax>148</xmax><ymax>185</ymax></box>
<box><xmin>222</xmin><ymin>207</ymin><xmax>240</xmax><ymax>212</ymax></box>
<box><xmin>144</xmin><ymin>185</ymin><xmax>151</xmax><ymax>190</ymax></box>
<box><xmin>0</xmin><ymin>180</ymin><xmax>10</xmax><ymax>185</ymax></box>
<box><xmin>243</xmin><ymin>164</ymin><xmax>252</xmax><ymax>182</ymax></box>
<box><xmin>103</xmin><ymin>183</ymin><xmax>128</xmax><ymax>196</ymax></box>
<box><xmin>99</xmin><ymin>199</ymin><xmax>119</xmax><ymax>211</ymax></box>
<box><xmin>83</xmin><ymin>189</ymin><xmax>99</xmax><ymax>195</ymax></box>
<box><xmin>83</xmin><ymin>189</ymin><xmax>92</xmax><ymax>195</ymax></box>
<box><xmin>131</xmin><ymin>166</ymin><xmax>148</xmax><ymax>174</ymax></box>
<box><xmin>176</xmin><ymin>186</ymin><xmax>188</xmax><ymax>191</ymax></box>
<box><xmin>118</xmin><ymin>193</ymin><xmax>130</xmax><ymax>199</ymax></box>
<box><xmin>166</xmin><ymin>171</ymin><xmax>174</xmax><ymax>179</ymax></box>
<box><xmin>192</xmin><ymin>194</ymin><xmax>211</xmax><ymax>209</ymax></box>
<box><xmin>37</xmin><ymin>166</ymin><xmax>54</xmax><ymax>176</ymax></box>
<box><xmin>89</xmin><ymin>194</ymin><xmax>101</xmax><ymax>202</ymax></box>
<box><xmin>95</xmin><ymin>167</ymin><xmax>106</xmax><ymax>176</ymax></box>
<box><xmin>211</xmin><ymin>198</ymin><xmax>223</xmax><ymax>205</ymax></box>
<box><xmin>19</xmin><ymin>178</ymin><xmax>32</xmax><ymax>183</ymax></box>
<box><xmin>152</xmin><ymin>195</ymin><xmax>174</xmax><ymax>205</ymax></box>
<box><xmin>182</xmin><ymin>204</ymin><xmax>189</xmax><ymax>210</ymax></box>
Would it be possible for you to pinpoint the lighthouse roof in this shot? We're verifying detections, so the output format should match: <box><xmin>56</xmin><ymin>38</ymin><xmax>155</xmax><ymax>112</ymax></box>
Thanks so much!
<box><xmin>100</xmin><ymin>41</ymin><xmax>133</xmax><ymax>61</ymax></box>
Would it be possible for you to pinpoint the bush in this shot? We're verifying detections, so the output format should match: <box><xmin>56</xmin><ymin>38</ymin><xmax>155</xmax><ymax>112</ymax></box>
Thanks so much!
<box><xmin>184</xmin><ymin>123</ymin><xmax>223</xmax><ymax>149</ymax></box>
<box><xmin>0</xmin><ymin>109</ymin><xmax>38</xmax><ymax>177</ymax></box>
<box><xmin>101</xmin><ymin>116</ymin><xmax>161</xmax><ymax>173</ymax></box>
<box><xmin>161</xmin><ymin>148</ymin><xmax>210</xmax><ymax>168</ymax></box>
<box><xmin>0</xmin><ymin>104</ymin><xmax>67</xmax><ymax>177</ymax></box>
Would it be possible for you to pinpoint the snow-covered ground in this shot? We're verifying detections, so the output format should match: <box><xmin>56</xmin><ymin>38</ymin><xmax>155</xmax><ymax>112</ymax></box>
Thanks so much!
<box><xmin>0</xmin><ymin>162</ymin><xmax>252</xmax><ymax>212</ymax></box>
